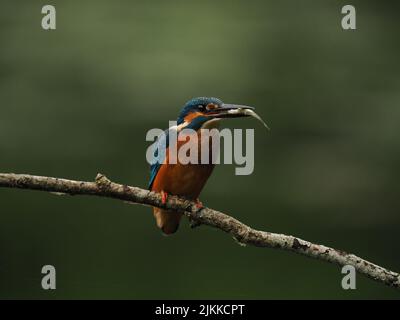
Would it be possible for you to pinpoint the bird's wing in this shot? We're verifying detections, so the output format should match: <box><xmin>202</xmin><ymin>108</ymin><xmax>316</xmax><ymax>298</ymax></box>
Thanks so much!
<box><xmin>148</xmin><ymin>126</ymin><xmax>176</xmax><ymax>190</ymax></box>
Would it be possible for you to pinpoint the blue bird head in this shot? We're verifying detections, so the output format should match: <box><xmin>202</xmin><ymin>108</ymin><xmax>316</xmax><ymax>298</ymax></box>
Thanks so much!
<box><xmin>176</xmin><ymin>97</ymin><xmax>257</xmax><ymax>129</ymax></box>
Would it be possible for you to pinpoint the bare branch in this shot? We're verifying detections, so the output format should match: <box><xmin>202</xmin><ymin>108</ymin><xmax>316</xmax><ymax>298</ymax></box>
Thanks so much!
<box><xmin>0</xmin><ymin>172</ymin><xmax>399</xmax><ymax>289</ymax></box>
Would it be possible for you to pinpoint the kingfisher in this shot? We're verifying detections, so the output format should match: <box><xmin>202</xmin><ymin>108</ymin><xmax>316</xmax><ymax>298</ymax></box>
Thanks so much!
<box><xmin>148</xmin><ymin>97</ymin><xmax>268</xmax><ymax>234</ymax></box>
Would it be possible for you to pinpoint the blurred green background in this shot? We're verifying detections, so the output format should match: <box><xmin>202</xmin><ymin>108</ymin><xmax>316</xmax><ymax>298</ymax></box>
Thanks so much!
<box><xmin>1</xmin><ymin>0</ymin><xmax>399</xmax><ymax>299</ymax></box>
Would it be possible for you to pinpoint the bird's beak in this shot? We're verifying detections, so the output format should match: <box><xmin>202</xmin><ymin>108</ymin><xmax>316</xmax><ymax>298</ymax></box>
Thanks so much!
<box><xmin>210</xmin><ymin>104</ymin><xmax>270</xmax><ymax>130</ymax></box>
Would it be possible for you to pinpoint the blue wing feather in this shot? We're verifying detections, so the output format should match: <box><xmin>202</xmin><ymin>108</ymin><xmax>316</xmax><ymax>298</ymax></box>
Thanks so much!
<box><xmin>148</xmin><ymin>115</ymin><xmax>210</xmax><ymax>190</ymax></box>
<box><xmin>148</xmin><ymin>128</ymin><xmax>171</xmax><ymax>190</ymax></box>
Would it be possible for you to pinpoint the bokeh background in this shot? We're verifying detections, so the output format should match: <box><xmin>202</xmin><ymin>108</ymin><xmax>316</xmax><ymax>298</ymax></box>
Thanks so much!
<box><xmin>0</xmin><ymin>0</ymin><xmax>399</xmax><ymax>299</ymax></box>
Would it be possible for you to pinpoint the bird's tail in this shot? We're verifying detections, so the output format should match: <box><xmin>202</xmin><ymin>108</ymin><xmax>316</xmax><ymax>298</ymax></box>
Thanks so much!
<box><xmin>153</xmin><ymin>207</ymin><xmax>182</xmax><ymax>235</ymax></box>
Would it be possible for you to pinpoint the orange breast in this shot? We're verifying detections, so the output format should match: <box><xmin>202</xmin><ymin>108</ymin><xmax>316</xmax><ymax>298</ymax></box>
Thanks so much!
<box><xmin>151</xmin><ymin>129</ymin><xmax>218</xmax><ymax>200</ymax></box>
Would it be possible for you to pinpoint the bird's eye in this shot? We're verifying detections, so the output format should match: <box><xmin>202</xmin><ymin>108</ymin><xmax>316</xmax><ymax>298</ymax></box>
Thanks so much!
<box><xmin>198</xmin><ymin>105</ymin><xmax>205</xmax><ymax>110</ymax></box>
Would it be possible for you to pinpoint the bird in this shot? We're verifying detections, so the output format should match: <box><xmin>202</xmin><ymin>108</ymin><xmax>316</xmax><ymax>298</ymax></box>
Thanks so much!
<box><xmin>148</xmin><ymin>97</ymin><xmax>267</xmax><ymax>235</ymax></box>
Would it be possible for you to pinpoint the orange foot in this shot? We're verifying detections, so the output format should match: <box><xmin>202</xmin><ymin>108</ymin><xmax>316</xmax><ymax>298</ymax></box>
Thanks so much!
<box><xmin>161</xmin><ymin>190</ymin><xmax>168</xmax><ymax>204</ymax></box>
<box><xmin>195</xmin><ymin>198</ymin><xmax>203</xmax><ymax>209</ymax></box>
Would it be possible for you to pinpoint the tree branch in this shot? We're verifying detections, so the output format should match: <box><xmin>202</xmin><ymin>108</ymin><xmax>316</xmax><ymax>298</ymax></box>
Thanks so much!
<box><xmin>0</xmin><ymin>172</ymin><xmax>399</xmax><ymax>289</ymax></box>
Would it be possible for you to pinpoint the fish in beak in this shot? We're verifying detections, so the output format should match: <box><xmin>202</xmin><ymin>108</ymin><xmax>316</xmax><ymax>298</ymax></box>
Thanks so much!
<box><xmin>211</xmin><ymin>104</ymin><xmax>270</xmax><ymax>130</ymax></box>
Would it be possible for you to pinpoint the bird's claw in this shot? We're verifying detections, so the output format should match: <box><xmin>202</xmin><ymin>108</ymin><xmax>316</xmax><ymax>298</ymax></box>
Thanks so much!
<box><xmin>161</xmin><ymin>190</ymin><xmax>168</xmax><ymax>205</ymax></box>
<box><xmin>195</xmin><ymin>198</ymin><xmax>203</xmax><ymax>209</ymax></box>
